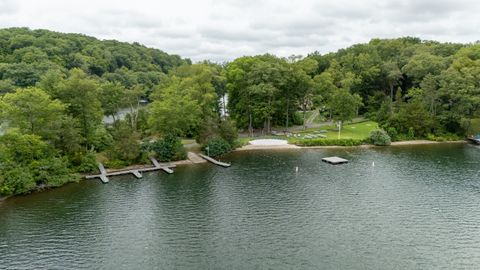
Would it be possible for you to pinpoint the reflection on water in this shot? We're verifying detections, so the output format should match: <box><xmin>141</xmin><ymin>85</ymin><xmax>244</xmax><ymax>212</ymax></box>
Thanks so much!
<box><xmin>1</xmin><ymin>144</ymin><xmax>480</xmax><ymax>269</ymax></box>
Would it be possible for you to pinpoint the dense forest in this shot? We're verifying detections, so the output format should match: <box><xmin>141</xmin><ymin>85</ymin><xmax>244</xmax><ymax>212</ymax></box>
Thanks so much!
<box><xmin>1</xmin><ymin>28</ymin><xmax>479</xmax><ymax>196</ymax></box>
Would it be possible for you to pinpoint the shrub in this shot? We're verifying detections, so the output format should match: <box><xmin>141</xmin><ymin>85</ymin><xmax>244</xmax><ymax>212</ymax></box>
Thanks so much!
<box><xmin>77</xmin><ymin>151</ymin><xmax>98</xmax><ymax>173</ymax></box>
<box><xmin>426</xmin><ymin>133</ymin><xmax>462</xmax><ymax>142</ymax></box>
<box><xmin>368</xmin><ymin>129</ymin><xmax>391</xmax><ymax>146</ymax></box>
<box><xmin>219</xmin><ymin>120</ymin><xmax>238</xmax><ymax>145</ymax></box>
<box><xmin>106</xmin><ymin>122</ymin><xmax>141</xmax><ymax>164</ymax></box>
<box><xmin>0</xmin><ymin>167</ymin><xmax>36</xmax><ymax>195</ymax></box>
<box><xmin>202</xmin><ymin>137</ymin><xmax>232</xmax><ymax>157</ymax></box>
<box><xmin>384</xmin><ymin>126</ymin><xmax>398</xmax><ymax>141</ymax></box>
<box><xmin>407</xmin><ymin>127</ymin><xmax>415</xmax><ymax>140</ymax></box>
<box><xmin>150</xmin><ymin>134</ymin><xmax>187</xmax><ymax>162</ymax></box>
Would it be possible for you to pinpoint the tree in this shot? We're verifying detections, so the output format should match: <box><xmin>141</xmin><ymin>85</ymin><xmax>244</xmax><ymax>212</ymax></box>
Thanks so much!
<box><xmin>0</xmin><ymin>87</ymin><xmax>67</xmax><ymax>141</ymax></box>
<box><xmin>382</xmin><ymin>60</ymin><xmax>402</xmax><ymax>100</ymax></box>
<box><xmin>0</xmin><ymin>132</ymin><xmax>75</xmax><ymax>195</ymax></box>
<box><xmin>149</xmin><ymin>77</ymin><xmax>202</xmax><ymax>136</ymax></box>
<box><xmin>328</xmin><ymin>88</ymin><xmax>363</xmax><ymax>131</ymax></box>
<box><xmin>402</xmin><ymin>52</ymin><xmax>446</xmax><ymax>84</ymax></box>
<box><xmin>99</xmin><ymin>82</ymin><xmax>126</xmax><ymax>122</ymax></box>
<box><xmin>56</xmin><ymin>69</ymin><xmax>104</xmax><ymax>147</ymax></box>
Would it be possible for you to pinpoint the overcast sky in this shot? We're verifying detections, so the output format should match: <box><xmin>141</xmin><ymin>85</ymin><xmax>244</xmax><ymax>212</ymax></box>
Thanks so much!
<box><xmin>0</xmin><ymin>0</ymin><xmax>479</xmax><ymax>62</ymax></box>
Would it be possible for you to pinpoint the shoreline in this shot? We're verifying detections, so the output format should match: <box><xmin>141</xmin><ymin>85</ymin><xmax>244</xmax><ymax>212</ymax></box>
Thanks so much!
<box><xmin>1</xmin><ymin>139</ymin><xmax>469</xmax><ymax>203</ymax></box>
<box><xmin>235</xmin><ymin>139</ymin><xmax>467</xmax><ymax>151</ymax></box>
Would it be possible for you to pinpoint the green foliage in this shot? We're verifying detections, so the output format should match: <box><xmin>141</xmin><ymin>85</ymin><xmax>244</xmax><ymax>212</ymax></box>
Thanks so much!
<box><xmin>384</xmin><ymin>126</ymin><xmax>398</xmax><ymax>141</ymax></box>
<box><xmin>77</xmin><ymin>151</ymin><xmax>98</xmax><ymax>173</ymax></box>
<box><xmin>0</xmin><ymin>132</ymin><xmax>75</xmax><ymax>195</ymax></box>
<box><xmin>0</xmin><ymin>167</ymin><xmax>36</xmax><ymax>196</ymax></box>
<box><xmin>0</xmin><ymin>27</ymin><xmax>188</xmax><ymax>88</ymax></box>
<box><xmin>291</xmin><ymin>138</ymin><xmax>364</xmax><ymax>146</ymax></box>
<box><xmin>106</xmin><ymin>121</ymin><xmax>141</xmax><ymax>164</ymax></box>
<box><xmin>202</xmin><ymin>138</ymin><xmax>232</xmax><ymax>157</ymax></box>
<box><xmin>408</xmin><ymin>127</ymin><xmax>415</xmax><ymax>140</ymax></box>
<box><xmin>148</xmin><ymin>64</ymin><xmax>221</xmax><ymax>136</ymax></box>
<box><xmin>218</xmin><ymin>120</ymin><xmax>238</xmax><ymax>145</ymax></box>
<box><xmin>0</xmin><ymin>87</ymin><xmax>67</xmax><ymax>141</ymax></box>
<box><xmin>328</xmin><ymin>88</ymin><xmax>363</xmax><ymax>126</ymax></box>
<box><xmin>149</xmin><ymin>134</ymin><xmax>187</xmax><ymax>162</ymax></box>
<box><xmin>55</xmin><ymin>69</ymin><xmax>104</xmax><ymax>147</ymax></box>
<box><xmin>368</xmin><ymin>129</ymin><xmax>391</xmax><ymax>146</ymax></box>
<box><xmin>425</xmin><ymin>133</ymin><xmax>462</xmax><ymax>142</ymax></box>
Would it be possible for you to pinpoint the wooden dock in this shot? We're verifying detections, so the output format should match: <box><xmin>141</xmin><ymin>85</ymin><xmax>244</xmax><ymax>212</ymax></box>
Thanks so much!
<box><xmin>198</xmin><ymin>154</ymin><xmax>231</xmax><ymax>167</ymax></box>
<box><xmin>322</xmin><ymin>156</ymin><xmax>348</xmax><ymax>165</ymax></box>
<box><xmin>149</xmin><ymin>157</ymin><xmax>174</xmax><ymax>174</ymax></box>
<box><xmin>85</xmin><ymin>158</ymin><xmax>176</xmax><ymax>183</ymax></box>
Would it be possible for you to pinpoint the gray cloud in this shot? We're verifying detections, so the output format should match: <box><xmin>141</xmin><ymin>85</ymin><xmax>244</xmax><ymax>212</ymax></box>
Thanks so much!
<box><xmin>0</xmin><ymin>0</ymin><xmax>479</xmax><ymax>62</ymax></box>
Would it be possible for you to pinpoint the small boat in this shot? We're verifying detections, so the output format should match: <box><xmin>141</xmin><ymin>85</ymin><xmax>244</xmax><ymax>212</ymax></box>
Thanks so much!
<box><xmin>467</xmin><ymin>134</ymin><xmax>480</xmax><ymax>145</ymax></box>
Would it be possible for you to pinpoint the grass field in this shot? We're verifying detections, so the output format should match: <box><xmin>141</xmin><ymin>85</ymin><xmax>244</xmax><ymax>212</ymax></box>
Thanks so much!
<box><xmin>236</xmin><ymin>120</ymin><xmax>379</xmax><ymax>146</ymax></box>
<box><xmin>297</xmin><ymin>120</ymin><xmax>378</xmax><ymax>140</ymax></box>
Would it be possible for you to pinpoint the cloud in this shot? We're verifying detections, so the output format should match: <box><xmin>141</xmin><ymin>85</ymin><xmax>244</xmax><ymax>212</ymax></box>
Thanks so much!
<box><xmin>0</xmin><ymin>0</ymin><xmax>18</xmax><ymax>15</ymax></box>
<box><xmin>0</xmin><ymin>0</ymin><xmax>479</xmax><ymax>62</ymax></box>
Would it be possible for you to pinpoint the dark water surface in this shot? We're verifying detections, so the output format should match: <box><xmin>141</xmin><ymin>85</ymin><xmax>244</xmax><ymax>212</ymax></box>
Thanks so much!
<box><xmin>1</xmin><ymin>144</ymin><xmax>480</xmax><ymax>269</ymax></box>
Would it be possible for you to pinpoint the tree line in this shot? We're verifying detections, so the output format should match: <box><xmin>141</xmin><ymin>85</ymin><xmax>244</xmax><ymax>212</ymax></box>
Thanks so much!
<box><xmin>1</xmin><ymin>28</ymin><xmax>479</xmax><ymax>196</ymax></box>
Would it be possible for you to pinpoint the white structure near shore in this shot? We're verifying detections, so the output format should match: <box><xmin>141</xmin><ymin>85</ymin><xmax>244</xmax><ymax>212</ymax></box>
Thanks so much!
<box><xmin>237</xmin><ymin>139</ymin><xmax>299</xmax><ymax>150</ymax></box>
<box><xmin>249</xmin><ymin>139</ymin><xmax>289</xmax><ymax>146</ymax></box>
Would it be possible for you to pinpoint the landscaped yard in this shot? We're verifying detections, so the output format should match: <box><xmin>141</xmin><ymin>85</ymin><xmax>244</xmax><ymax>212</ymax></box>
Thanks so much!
<box><xmin>236</xmin><ymin>120</ymin><xmax>379</xmax><ymax>146</ymax></box>
<box><xmin>299</xmin><ymin>120</ymin><xmax>378</xmax><ymax>140</ymax></box>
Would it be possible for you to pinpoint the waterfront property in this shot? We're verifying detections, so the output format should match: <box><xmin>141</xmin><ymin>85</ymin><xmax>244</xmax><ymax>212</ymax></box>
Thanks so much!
<box><xmin>85</xmin><ymin>157</ymin><xmax>175</xmax><ymax>183</ymax></box>
<box><xmin>2</xmin><ymin>144</ymin><xmax>480</xmax><ymax>269</ymax></box>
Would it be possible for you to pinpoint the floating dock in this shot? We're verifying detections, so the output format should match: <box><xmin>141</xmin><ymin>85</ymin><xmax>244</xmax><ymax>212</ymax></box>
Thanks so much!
<box><xmin>85</xmin><ymin>158</ymin><xmax>176</xmax><ymax>183</ymax></box>
<box><xmin>198</xmin><ymin>154</ymin><xmax>231</xmax><ymax>167</ymax></box>
<box><xmin>322</xmin><ymin>156</ymin><xmax>348</xmax><ymax>165</ymax></box>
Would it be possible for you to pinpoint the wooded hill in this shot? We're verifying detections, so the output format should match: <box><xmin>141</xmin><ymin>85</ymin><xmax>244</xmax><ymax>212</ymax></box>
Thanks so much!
<box><xmin>1</xmin><ymin>28</ymin><xmax>479</xmax><ymax>196</ymax></box>
<box><xmin>0</xmin><ymin>27</ymin><xmax>189</xmax><ymax>91</ymax></box>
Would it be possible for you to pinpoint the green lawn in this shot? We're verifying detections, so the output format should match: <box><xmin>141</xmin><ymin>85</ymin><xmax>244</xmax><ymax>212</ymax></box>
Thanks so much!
<box><xmin>236</xmin><ymin>120</ymin><xmax>379</xmax><ymax>146</ymax></box>
<box><xmin>297</xmin><ymin>120</ymin><xmax>378</xmax><ymax>140</ymax></box>
<box><xmin>326</xmin><ymin>121</ymin><xmax>378</xmax><ymax>139</ymax></box>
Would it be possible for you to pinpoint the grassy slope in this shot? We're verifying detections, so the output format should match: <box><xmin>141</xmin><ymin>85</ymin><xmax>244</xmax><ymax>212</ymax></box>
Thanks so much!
<box><xmin>236</xmin><ymin>120</ymin><xmax>378</xmax><ymax>146</ymax></box>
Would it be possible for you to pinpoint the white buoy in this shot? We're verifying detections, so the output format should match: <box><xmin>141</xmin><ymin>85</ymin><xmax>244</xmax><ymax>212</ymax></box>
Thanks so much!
<box><xmin>295</xmin><ymin>166</ymin><xmax>299</xmax><ymax>173</ymax></box>
<box><xmin>372</xmin><ymin>161</ymin><xmax>375</xmax><ymax>167</ymax></box>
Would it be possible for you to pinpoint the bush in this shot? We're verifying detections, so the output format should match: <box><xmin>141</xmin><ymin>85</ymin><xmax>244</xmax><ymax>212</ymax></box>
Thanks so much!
<box><xmin>77</xmin><ymin>151</ymin><xmax>98</xmax><ymax>173</ymax></box>
<box><xmin>384</xmin><ymin>126</ymin><xmax>398</xmax><ymax>141</ymax></box>
<box><xmin>150</xmin><ymin>134</ymin><xmax>187</xmax><ymax>162</ymax></box>
<box><xmin>408</xmin><ymin>127</ymin><xmax>415</xmax><ymax>140</ymax></box>
<box><xmin>290</xmin><ymin>138</ymin><xmax>364</xmax><ymax>146</ymax></box>
<box><xmin>202</xmin><ymin>138</ymin><xmax>232</xmax><ymax>157</ymax></box>
<box><xmin>426</xmin><ymin>133</ymin><xmax>462</xmax><ymax>142</ymax></box>
<box><xmin>368</xmin><ymin>129</ymin><xmax>391</xmax><ymax>146</ymax></box>
<box><xmin>106</xmin><ymin>122</ymin><xmax>141</xmax><ymax>164</ymax></box>
<box><xmin>0</xmin><ymin>167</ymin><xmax>36</xmax><ymax>195</ymax></box>
<box><xmin>219</xmin><ymin>120</ymin><xmax>238</xmax><ymax>145</ymax></box>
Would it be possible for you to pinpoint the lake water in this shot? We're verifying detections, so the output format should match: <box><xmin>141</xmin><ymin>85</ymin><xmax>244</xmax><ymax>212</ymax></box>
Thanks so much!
<box><xmin>1</xmin><ymin>144</ymin><xmax>480</xmax><ymax>269</ymax></box>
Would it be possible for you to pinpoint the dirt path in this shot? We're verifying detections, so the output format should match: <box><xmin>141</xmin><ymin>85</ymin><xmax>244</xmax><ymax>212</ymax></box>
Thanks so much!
<box><xmin>305</xmin><ymin>110</ymin><xmax>319</xmax><ymax>127</ymax></box>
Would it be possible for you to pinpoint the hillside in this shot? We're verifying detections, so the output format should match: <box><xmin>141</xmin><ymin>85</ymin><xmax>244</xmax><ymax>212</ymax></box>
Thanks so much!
<box><xmin>0</xmin><ymin>27</ymin><xmax>190</xmax><ymax>92</ymax></box>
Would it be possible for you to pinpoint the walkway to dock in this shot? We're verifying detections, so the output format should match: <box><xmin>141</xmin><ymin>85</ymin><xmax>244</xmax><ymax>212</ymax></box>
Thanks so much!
<box><xmin>198</xmin><ymin>154</ymin><xmax>231</xmax><ymax>167</ymax></box>
<box><xmin>187</xmin><ymin>152</ymin><xmax>207</xmax><ymax>164</ymax></box>
<box><xmin>85</xmin><ymin>157</ymin><xmax>176</xmax><ymax>183</ymax></box>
